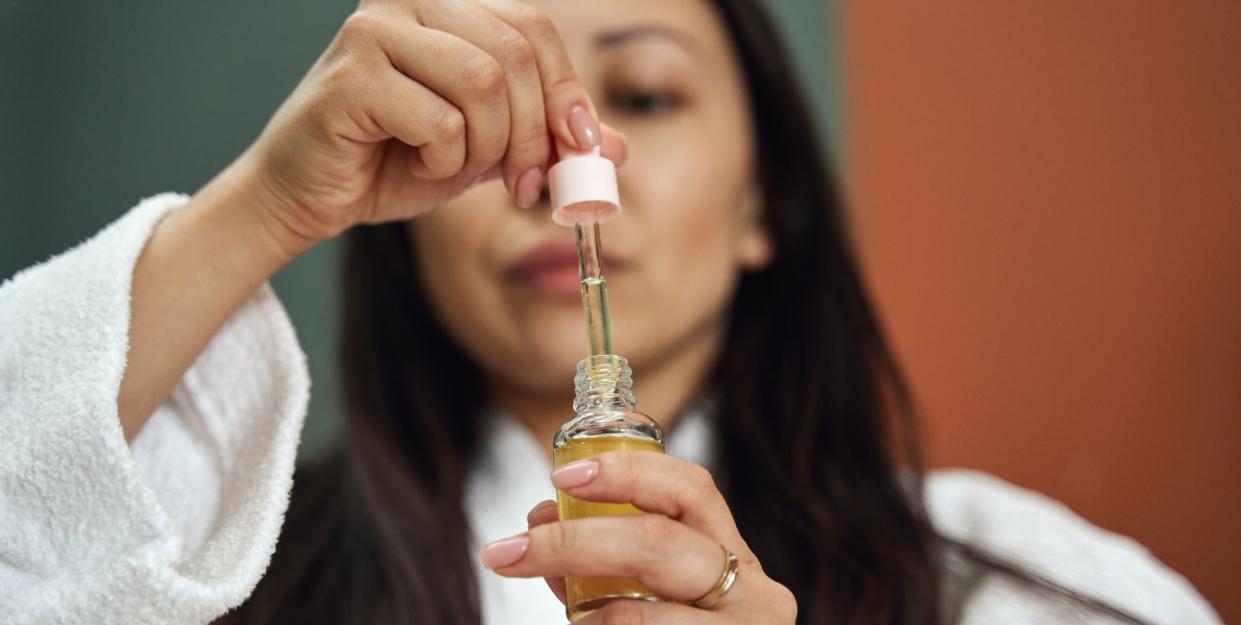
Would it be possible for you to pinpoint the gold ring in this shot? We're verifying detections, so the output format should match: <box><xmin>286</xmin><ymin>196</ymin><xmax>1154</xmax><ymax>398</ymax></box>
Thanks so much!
<box><xmin>692</xmin><ymin>544</ymin><xmax>739</xmax><ymax>609</ymax></box>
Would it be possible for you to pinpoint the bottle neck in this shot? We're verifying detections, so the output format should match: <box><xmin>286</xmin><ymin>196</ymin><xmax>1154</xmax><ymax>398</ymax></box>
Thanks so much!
<box><xmin>572</xmin><ymin>355</ymin><xmax>636</xmax><ymax>414</ymax></box>
<box><xmin>556</xmin><ymin>354</ymin><xmax>661</xmax><ymax>450</ymax></box>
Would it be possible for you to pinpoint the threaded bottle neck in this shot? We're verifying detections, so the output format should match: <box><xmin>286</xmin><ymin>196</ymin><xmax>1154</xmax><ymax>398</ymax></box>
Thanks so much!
<box><xmin>572</xmin><ymin>355</ymin><xmax>636</xmax><ymax>413</ymax></box>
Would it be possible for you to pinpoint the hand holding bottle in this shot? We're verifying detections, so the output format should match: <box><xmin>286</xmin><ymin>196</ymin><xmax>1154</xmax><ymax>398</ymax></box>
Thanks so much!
<box><xmin>482</xmin><ymin>451</ymin><xmax>798</xmax><ymax>624</ymax></box>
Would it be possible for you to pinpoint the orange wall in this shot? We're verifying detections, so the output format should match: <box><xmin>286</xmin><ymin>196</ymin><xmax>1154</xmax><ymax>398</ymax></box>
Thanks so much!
<box><xmin>843</xmin><ymin>2</ymin><xmax>1241</xmax><ymax>621</ymax></box>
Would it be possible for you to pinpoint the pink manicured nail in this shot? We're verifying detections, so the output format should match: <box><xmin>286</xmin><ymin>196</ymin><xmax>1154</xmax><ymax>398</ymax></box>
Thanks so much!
<box><xmin>566</xmin><ymin>104</ymin><xmax>600</xmax><ymax>149</ymax></box>
<box><xmin>481</xmin><ymin>535</ymin><xmax>530</xmax><ymax>569</ymax></box>
<box><xmin>515</xmin><ymin>167</ymin><xmax>544</xmax><ymax>209</ymax></box>
<box><xmin>551</xmin><ymin>459</ymin><xmax>599</xmax><ymax>489</ymax></box>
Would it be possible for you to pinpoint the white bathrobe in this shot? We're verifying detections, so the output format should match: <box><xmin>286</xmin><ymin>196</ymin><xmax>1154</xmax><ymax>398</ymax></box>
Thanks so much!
<box><xmin>0</xmin><ymin>195</ymin><xmax>1222</xmax><ymax>625</ymax></box>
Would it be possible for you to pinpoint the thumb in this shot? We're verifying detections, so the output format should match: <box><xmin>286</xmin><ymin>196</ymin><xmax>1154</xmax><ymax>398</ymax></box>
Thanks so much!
<box><xmin>550</xmin><ymin>125</ymin><xmax>627</xmax><ymax>169</ymax></box>
<box><xmin>526</xmin><ymin>500</ymin><xmax>568</xmax><ymax>604</ymax></box>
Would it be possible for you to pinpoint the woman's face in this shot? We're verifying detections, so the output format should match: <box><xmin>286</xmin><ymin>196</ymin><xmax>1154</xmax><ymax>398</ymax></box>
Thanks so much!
<box><xmin>410</xmin><ymin>0</ymin><xmax>770</xmax><ymax>398</ymax></box>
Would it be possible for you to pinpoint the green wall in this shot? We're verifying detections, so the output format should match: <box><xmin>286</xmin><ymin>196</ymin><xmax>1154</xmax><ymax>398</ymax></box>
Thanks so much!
<box><xmin>0</xmin><ymin>1</ymin><xmax>838</xmax><ymax>461</ymax></box>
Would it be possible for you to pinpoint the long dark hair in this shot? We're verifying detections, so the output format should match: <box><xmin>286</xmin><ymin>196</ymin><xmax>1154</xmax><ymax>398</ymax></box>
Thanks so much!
<box><xmin>220</xmin><ymin>2</ymin><xmax>1137</xmax><ymax>624</ymax></box>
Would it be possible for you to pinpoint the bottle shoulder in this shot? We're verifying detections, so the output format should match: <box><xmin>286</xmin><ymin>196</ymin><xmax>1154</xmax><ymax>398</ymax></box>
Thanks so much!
<box><xmin>553</xmin><ymin>409</ymin><xmax>664</xmax><ymax>449</ymax></box>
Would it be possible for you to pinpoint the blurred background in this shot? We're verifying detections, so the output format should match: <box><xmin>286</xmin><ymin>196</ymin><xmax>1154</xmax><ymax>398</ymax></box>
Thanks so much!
<box><xmin>1</xmin><ymin>1</ymin><xmax>1236</xmax><ymax>620</ymax></box>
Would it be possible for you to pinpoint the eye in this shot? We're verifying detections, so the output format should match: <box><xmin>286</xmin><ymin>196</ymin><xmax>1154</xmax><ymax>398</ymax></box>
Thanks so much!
<box><xmin>605</xmin><ymin>88</ymin><xmax>681</xmax><ymax>118</ymax></box>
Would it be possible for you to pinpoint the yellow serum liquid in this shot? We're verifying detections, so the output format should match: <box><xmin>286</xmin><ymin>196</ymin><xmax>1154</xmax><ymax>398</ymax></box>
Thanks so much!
<box><xmin>554</xmin><ymin>434</ymin><xmax>666</xmax><ymax>619</ymax></box>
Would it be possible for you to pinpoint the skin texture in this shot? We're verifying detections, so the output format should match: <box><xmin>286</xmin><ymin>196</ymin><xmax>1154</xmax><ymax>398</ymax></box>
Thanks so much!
<box><xmin>114</xmin><ymin>0</ymin><xmax>789</xmax><ymax>621</ymax></box>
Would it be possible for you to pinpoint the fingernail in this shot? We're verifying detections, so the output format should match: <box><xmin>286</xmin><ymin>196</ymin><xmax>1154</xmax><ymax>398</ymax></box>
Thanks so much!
<box><xmin>551</xmin><ymin>459</ymin><xmax>599</xmax><ymax>489</ymax></box>
<box><xmin>515</xmin><ymin>167</ymin><xmax>544</xmax><ymax>209</ymax></box>
<box><xmin>481</xmin><ymin>534</ymin><xmax>530</xmax><ymax>569</ymax></box>
<box><xmin>567</xmin><ymin>104</ymin><xmax>600</xmax><ymax>149</ymax></box>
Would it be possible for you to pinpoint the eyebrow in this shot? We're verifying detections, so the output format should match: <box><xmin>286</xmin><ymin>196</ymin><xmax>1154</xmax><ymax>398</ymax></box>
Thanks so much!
<box><xmin>593</xmin><ymin>25</ymin><xmax>702</xmax><ymax>55</ymax></box>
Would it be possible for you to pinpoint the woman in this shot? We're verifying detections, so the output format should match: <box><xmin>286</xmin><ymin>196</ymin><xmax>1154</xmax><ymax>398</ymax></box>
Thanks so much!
<box><xmin>0</xmin><ymin>0</ymin><xmax>1218</xmax><ymax>624</ymax></box>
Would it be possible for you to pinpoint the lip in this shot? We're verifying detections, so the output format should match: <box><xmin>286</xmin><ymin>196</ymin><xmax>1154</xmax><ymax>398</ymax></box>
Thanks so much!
<box><xmin>506</xmin><ymin>240</ymin><xmax>627</xmax><ymax>296</ymax></box>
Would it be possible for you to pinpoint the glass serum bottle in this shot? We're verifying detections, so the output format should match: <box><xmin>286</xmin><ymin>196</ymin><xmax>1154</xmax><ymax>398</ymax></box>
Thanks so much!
<box><xmin>547</xmin><ymin>142</ymin><xmax>667</xmax><ymax>620</ymax></box>
<box><xmin>553</xmin><ymin>355</ymin><xmax>664</xmax><ymax>618</ymax></box>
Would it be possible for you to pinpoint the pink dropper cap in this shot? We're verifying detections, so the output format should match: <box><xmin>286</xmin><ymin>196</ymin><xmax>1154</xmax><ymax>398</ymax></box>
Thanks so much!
<box><xmin>548</xmin><ymin>141</ymin><xmax>621</xmax><ymax>227</ymax></box>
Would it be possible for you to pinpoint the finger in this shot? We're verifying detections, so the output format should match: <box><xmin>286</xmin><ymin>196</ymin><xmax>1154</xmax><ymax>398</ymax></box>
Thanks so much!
<box><xmin>526</xmin><ymin>499</ymin><xmax>559</xmax><ymax>528</ymax></box>
<box><xmin>599</xmin><ymin>123</ymin><xmax>627</xmax><ymax>166</ymax></box>
<box><xmin>417</xmin><ymin>1</ymin><xmax>551</xmax><ymax>208</ymax></box>
<box><xmin>474</xmin><ymin>0</ymin><xmax>602</xmax><ymax>151</ymax></box>
<box><xmin>551</xmin><ymin>451</ymin><xmax>756</xmax><ymax>563</ymax></box>
<box><xmin>525</xmin><ymin>500</ymin><xmax>566</xmax><ymax>604</ymax></box>
<box><xmin>361</xmin><ymin>67</ymin><xmax>466</xmax><ymax>179</ymax></box>
<box><xmin>486</xmin><ymin>515</ymin><xmax>731</xmax><ymax>604</ymax></box>
<box><xmin>549</xmin><ymin>124</ymin><xmax>625</xmax><ymax>168</ymax></box>
<box><xmin>374</xmin><ymin>18</ymin><xmax>511</xmax><ymax>180</ymax></box>
<box><xmin>574</xmin><ymin>599</ymin><xmax>713</xmax><ymax>625</ymax></box>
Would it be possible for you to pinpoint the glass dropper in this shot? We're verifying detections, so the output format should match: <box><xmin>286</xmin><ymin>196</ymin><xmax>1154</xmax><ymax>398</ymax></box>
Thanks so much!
<box><xmin>575</xmin><ymin>221</ymin><xmax>613</xmax><ymax>357</ymax></box>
